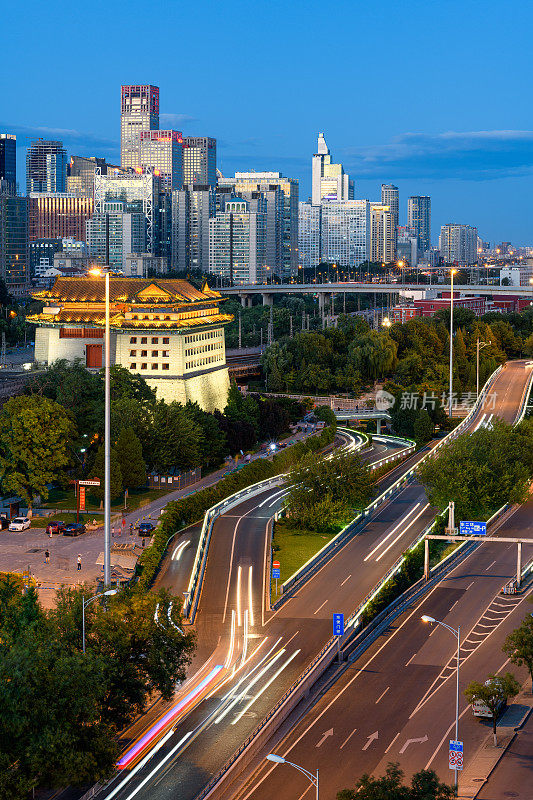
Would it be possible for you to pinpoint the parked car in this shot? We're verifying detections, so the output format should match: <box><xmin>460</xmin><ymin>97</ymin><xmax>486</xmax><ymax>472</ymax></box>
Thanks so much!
<box><xmin>138</xmin><ymin>521</ymin><xmax>155</xmax><ymax>536</ymax></box>
<box><xmin>46</xmin><ymin>520</ymin><xmax>66</xmax><ymax>535</ymax></box>
<box><xmin>63</xmin><ymin>523</ymin><xmax>86</xmax><ymax>537</ymax></box>
<box><xmin>8</xmin><ymin>517</ymin><xmax>31</xmax><ymax>532</ymax></box>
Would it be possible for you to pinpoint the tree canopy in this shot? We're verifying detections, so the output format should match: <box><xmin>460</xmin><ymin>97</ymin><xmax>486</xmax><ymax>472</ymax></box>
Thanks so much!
<box><xmin>337</xmin><ymin>762</ymin><xmax>454</xmax><ymax>800</ymax></box>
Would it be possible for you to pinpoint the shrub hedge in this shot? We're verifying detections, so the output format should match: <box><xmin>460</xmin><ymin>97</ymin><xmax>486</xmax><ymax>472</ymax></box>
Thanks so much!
<box><xmin>137</xmin><ymin>425</ymin><xmax>336</xmax><ymax>589</ymax></box>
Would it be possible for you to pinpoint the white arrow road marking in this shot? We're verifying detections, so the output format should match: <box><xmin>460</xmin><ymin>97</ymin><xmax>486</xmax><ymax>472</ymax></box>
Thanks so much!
<box><xmin>316</xmin><ymin>728</ymin><xmax>334</xmax><ymax>748</ymax></box>
<box><xmin>362</xmin><ymin>731</ymin><xmax>379</xmax><ymax>750</ymax></box>
<box><xmin>399</xmin><ymin>734</ymin><xmax>428</xmax><ymax>754</ymax></box>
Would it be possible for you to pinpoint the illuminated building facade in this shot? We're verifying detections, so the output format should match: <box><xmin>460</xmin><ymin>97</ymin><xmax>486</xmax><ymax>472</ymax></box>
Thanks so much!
<box><xmin>0</xmin><ymin>194</ymin><xmax>28</xmax><ymax>294</ymax></box>
<box><xmin>369</xmin><ymin>203</ymin><xmax>395</xmax><ymax>263</ymax></box>
<box><xmin>312</xmin><ymin>133</ymin><xmax>353</xmax><ymax>205</ymax></box>
<box><xmin>183</xmin><ymin>137</ymin><xmax>216</xmax><ymax>187</ymax></box>
<box><xmin>209</xmin><ymin>198</ymin><xmax>267</xmax><ymax>284</ymax></box>
<box><xmin>298</xmin><ymin>201</ymin><xmax>321</xmax><ymax>271</ymax></box>
<box><xmin>439</xmin><ymin>223</ymin><xmax>478</xmax><ymax>265</ymax></box>
<box><xmin>121</xmin><ymin>85</ymin><xmax>159</xmax><ymax>169</ymax></box>
<box><xmin>321</xmin><ymin>200</ymin><xmax>370</xmax><ymax>267</ymax></box>
<box><xmin>407</xmin><ymin>196</ymin><xmax>431</xmax><ymax>254</ymax></box>
<box><xmin>29</xmin><ymin>277</ymin><xmax>233</xmax><ymax>410</ymax></box>
<box><xmin>140</xmin><ymin>130</ymin><xmax>183</xmax><ymax>190</ymax></box>
<box><xmin>28</xmin><ymin>194</ymin><xmax>94</xmax><ymax>242</ymax></box>
<box><xmin>26</xmin><ymin>139</ymin><xmax>68</xmax><ymax>195</ymax></box>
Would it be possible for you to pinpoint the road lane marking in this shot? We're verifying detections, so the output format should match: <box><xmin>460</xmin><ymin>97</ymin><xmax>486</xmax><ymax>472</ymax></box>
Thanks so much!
<box><xmin>315</xmin><ymin>728</ymin><xmax>334</xmax><ymax>747</ymax></box>
<box><xmin>375</xmin><ymin>686</ymin><xmax>390</xmax><ymax>703</ymax></box>
<box><xmin>399</xmin><ymin>734</ymin><xmax>428</xmax><ymax>754</ymax></box>
<box><xmin>362</xmin><ymin>731</ymin><xmax>379</xmax><ymax>750</ymax></box>
<box><xmin>449</xmin><ymin>600</ymin><xmax>459</xmax><ymax>611</ymax></box>
<box><xmin>375</xmin><ymin>504</ymin><xmax>431</xmax><ymax>562</ymax></box>
<box><xmin>485</xmin><ymin>560</ymin><xmax>497</xmax><ymax>570</ymax></box>
<box><xmin>385</xmin><ymin>732</ymin><xmax>401</xmax><ymax>753</ymax></box>
<box><xmin>340</xmin><ymin>727</ymin><xmax>358</xmax><ymax>749</ymax></box>
<box><xmin>405</xmin><ymin>652</ymin><xmax>417</xmax><ymax>666</ymax></box>
<box><xmin>314</xmin><ymin>600</ymin><xmax>328</xmax><ymax>615</ymax></box>
<box><xmin>466</xmin><ymin>581</ymin><xmax>475</xmax><ymax>590</ymax></box>
<box><xmin>340</xmin><ymin>574</ymin><xmax>352</xmax><ymax>587</ymax></box>
<box><xmin>364</xmin><ymin>503</ymin><xmax>421</xmax><ymax>562</ymax></box>
<box><xmin>232</xmin><ymin>649</ymin><xmax>301</xmax><ymax>724</ymax></box>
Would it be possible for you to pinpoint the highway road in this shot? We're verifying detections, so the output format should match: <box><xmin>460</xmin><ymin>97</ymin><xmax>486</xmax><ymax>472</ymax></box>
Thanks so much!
<box><xmin>98</xmin><ymin>361</ymin><xmax>532</xmax><ymax>800</ymax></box>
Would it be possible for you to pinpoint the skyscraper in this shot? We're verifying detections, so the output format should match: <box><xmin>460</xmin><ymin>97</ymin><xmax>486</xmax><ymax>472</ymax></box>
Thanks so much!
<box><xmin>0</xmin><ymin>134</ymin><xmax>16</xmax><ymax>193</ymax></box>
<box><xmin>312</xmin><ymin>133</ymin><xmax>352</xmax><ymax>205</ymax></box>
<box><xmin>209</xmin><ymin>197</ymin><xmax>267</xmax><ymax>284</ymax></box>
<box><xmin>120</xmin><ymin>85</ymin><xmax>159</xmax><ymax>169</ymax></box>
<box><xmin>183</xmin><ymin>137</ymin><xmax>216</xmax><ymax>187</ymax></box>
<box><xmin>321</xmin><ymin>200</ymin><xmax>370</xmax><ymax>267</ymax></box>
<box><xmin>439</xmin><ymin>224</ymin><xmax>478</xmax><ymax>265</ymax></box>
<box><xmin>140</xmin><ymin>130</ymin><xmax>183</xmax><ymax>190</ymax></box>
<box><xmin>95</xmin><ymin>170</ymin><xmax>161</xmax><ymax>255</ymax></box>
<box><xmin>370</xmin><ymin>204</ymin><xmax>395</xmax><ymax>263</ymax></box>
<box><xmin>28</xmin><ymin>195</ymin><xmax>94</xmax><ymax>242</ymax></box>
<box><xmin>298</xmin><ymin>202</ymin><xmax>321</xmax><ymax>271</ymax></box>
<box><xmin>381</xmin><ymin>184</ymin><xmax>399</xmax><ymax>252</ymax></box>
<box><xmin>407</xmin><ymin>196</ymin><xmax>431</xmax><ymax>254</ymax></box>
<box><xmin>87</xmin><ymin>201</ymin><xmax>146</xmax><ymax>271</ymax></box>
<box><xmin>0</xmin><ymin>194</ymin><xmax>28</xmax><ymax>293</ymax></box>
<box><xmin>67</xmin><ymin>156</ymin><xmax>108</xmax><ymax>198</ymax></box>
<box><xmin>26</xmin><ymin>140</ymin><xmax>68</xmax><ymax>194</ymax></box>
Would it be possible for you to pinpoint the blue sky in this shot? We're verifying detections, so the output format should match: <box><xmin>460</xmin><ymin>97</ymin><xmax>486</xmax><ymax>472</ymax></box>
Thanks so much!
<box><xmin>3</xmin><ymin>0</ymin><xmax>533</xmax><ymax>244</ymax></box>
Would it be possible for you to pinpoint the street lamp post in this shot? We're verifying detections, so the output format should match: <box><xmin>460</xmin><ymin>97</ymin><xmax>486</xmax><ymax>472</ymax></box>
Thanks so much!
<box><xmin>449</xmin><ymin>269</ymin><xmax>458</xmax><ymax>418</ymax></box>
<box><xmin>266</xmin><ymin>754</ymin><xmax>318</xmax><ymax>800</ymax></box>
<box><xmin>476</xmin><ymin>338</ymin><xmax>490</xmax><ymax>399</ymax></box>
<box><xmin>89</xmin><ymin>266</ymin><xmax>111</xmax><ymax>586</ymax></box>
<box><xmin>422</xmin><ymin>615</ymin><xmax>461</xmax><ymax>790</ymax></box>
<box><xmin>82</xmin><ymin>589</ymin><xmax>117</xmax><ymax>653</ymax></box>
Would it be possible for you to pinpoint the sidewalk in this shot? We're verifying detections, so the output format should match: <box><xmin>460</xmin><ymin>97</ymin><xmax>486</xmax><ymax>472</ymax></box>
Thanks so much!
<box><xmin>458</xmin><ymin>684</ymin><xmax>533</xmax><ymax>798</ymax></box>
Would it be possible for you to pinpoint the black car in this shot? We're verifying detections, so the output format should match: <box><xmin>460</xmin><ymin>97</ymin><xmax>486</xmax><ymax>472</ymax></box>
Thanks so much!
<box><xmin>138</xmin><ymin>522</ymin><xmax>155</xmax><ymax>536</ymax></box>
<box><xmin>63</xmin><ymin>523</ymin><xmax>86</xmax><ymax>536</ymax></box>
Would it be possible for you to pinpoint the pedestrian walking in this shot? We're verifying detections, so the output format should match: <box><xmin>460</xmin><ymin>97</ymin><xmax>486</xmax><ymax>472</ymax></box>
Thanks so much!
<box><xmin>44</xmin><ymin>549</ymin><xmax>50</xmax><ymax>563</ymax></box>
<box><xmin>130</xmin><ymin>523</ymin><xmax>134</xmax><ymax>536</ymax></box>
<box><xmin>77</xmin><ymin>554</ymin><xmax>82</xmax><ymax>571</ymax></box>
<box><xmin>111</xmin><ymin>525</ymin><xmax>115</xmax><ymax>538</ymax></box>
<box><xmin>142</xmin><ymin>537</ymin><xmax>146</xmax><ymax>548</ymax></box>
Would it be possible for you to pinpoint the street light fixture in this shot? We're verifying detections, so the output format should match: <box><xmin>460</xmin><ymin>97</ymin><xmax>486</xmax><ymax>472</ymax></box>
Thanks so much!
<box><xmin>82</xmin><ymin>589</ymin><xmax>117</xmax><ymax>653</ymax></box>
<box><xmin>89</xmin><ymin>266</ymin><xmax>111</xmax><ymax>586</ymax></box>
<box><xmin>421</xmin><ymin>615</ymin><xmax>461</xmax><ymax>790</ymax></box>
<box><xmin>266</xmin><ymin>754</ymin><xmax>319</xmax><ymax>800</ymax></box>
<box><xmin>449</xmin><ymin>269</ymin><xmax>458</xmax><ymax>418</ymax></box>
<box><xmin>382</xmin><ymin>316</ymin><xmax>392</xmax><ymax>329</ymax></box>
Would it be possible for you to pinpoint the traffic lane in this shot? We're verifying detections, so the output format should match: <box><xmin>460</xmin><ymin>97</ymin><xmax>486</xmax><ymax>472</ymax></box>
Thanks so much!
<box><xmin>152</xmin><ymin>523</ymin><xmax>200</xmax><ymax>597</ymax></box>
<box><xmin>232</xmin><ymin>522</ymin><xmax>533</xmax><ymax>800</ymax></box>
<box><xmin>272</xmin><ymin>482</ymin><xmax>435</xmax><ymax>622</ymax></box>
<box><xmin>477</xmin><ymin>705</ymin><xmax>533</xmax><ymax>800</ymax></box>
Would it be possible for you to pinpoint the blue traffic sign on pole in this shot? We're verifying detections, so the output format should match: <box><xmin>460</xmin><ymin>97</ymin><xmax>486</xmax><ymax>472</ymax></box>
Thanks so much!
<box><xmin>449</xmin><ymin>740</ymin><xmax>463</xmax><ymax>771</ymax></box>
<box><xmin>272</xmin><ymin>568</ymin><xmax>280</xmax><ymax>580</ymax></box>
<box><xmin>459</xmin><ymin>521</ymin><xmax>486</xmax><ymax>536</ymax></box>
<box><xmin>333</xmin><ymin>613</ymin><xmax>344</xmax><ymax>636</ymax></box>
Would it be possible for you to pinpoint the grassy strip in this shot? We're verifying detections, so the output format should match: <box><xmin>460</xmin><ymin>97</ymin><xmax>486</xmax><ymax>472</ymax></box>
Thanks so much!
<box><xmin>271</xmin><ymin>521</ymin><xmax>337</xmax><ymax>594</ymax></box>
<box><xmin>137</xmin><ymin>425</ymin><xmax>337</xmax><ymax>589</ymax></box>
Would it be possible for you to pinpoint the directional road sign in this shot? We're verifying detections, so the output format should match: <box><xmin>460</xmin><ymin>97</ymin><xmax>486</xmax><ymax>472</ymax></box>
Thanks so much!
<box><xmin>333</xmin><ymin>613</ymin><xmax>344</xmax><ymax>636</ymax></box>
<box><xmin>79</xmin><ymin>479</ymin><xmax>101</xmax><ymax>487</ymax></box>
<box><xmin>449</xmin><ymin>740</ymin><xmax>463</xmax><ymax>770</ymax></box>
<box><xmin>459</xmin><ymin>520</ymin><xmax>486</xmax><ymax>536</ymax></box>
<box><xmin>272</xmin><ymin>568</ymin><xmax>281</xmax><ymax>580</ymax></box>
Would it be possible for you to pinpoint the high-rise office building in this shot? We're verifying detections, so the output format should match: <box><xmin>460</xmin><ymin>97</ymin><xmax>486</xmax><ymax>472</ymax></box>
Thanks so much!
<box><xmin>298</xmin><ymin>202</ymin><xmax>321</xmax><ymax>271</ymax></box>
<box><xmin>183</xmin><ymin>137</ymin><xmax>216</xmax><ymax>187</ymax></box>
<box><xmin>120</xmin><ymin>85</ymin><xmax>159</xmax><ymax>169</ymax></box>
<box><xmin>26</xmin><ymin>140</ymin><xmax>68</xmax><ymax>195</ymax></box>
<box><xmin>381</xmin><ymin>184</ymin><xmax>399</xmax><ymax>250</ymax></box>
<box><xmin>67</xmin><ymin>156</ymin><xmax>109</xmax><ymax>198</ymax></box>
<box><xmin>0</xmin><ymin>194</ymin><xmax>28</xmax><ymax>293</ymax></box>
<box><xmin>0</xmin><ymin>134</ymin><xmax>17</xmax><ymax>193</ymax></box>
<box><xmin>312</xmin><ymin>133</ymin><xmax>353</xmax><ymax>206</ymax></box>
<box><xmin>28</xmin><ymin>195</ymin><xmax>94</xmax><ymax>242</ymax></box>
<box><xmin>46</xmin><ymin>152</ymin><xmax>68</xmax><ymax>193</ymax></box>
<box><xmin>170</xmin><ymin>185</ymin><xmax>214</xmax><ymax>272</ymax></box>
<box><xmin>226</xmin><ymin>171</ymin><xmax>298</xmax><ymax>280</ymax></box>
<box><xmin>209</xmin><ymin>197</ymin><xmax>267</xmax><ymax>284</ymax></box>
<box><xmin>87</xmin><ymin>201</ymin><xmax>146</xmax><ymax>271</ymax></box>
<box><xmin>140</xmin><ymin>130</ymin><xmax>183</xmax><ymax>190</ymax></box>
<box><xmin>321</xmin><ymin>200</ymin><xmax>370</xmax><ymax>267</ymax></box>
<box><xmin>407</xmin><ymin>196</ymin><xmax>431</xmax><ymax>254</ymax></box>
<box><xmin>94</xmin><ymin>170</ymin><xmax>161</xmax><ymax>255</ymax></box>
<box><xmin>369</xmin><ymin>203</ymin><xmax>395</xmax><ymax>263</ymax></box>
<box><xmin>29</xmin><ymin>238</ymin><xmax>63</xmax><ymax>277</ymax></box>
<box><xmin>397</xmin><ymin>226</ymin><xmax>418</xmax><ymax>267</ymax></box>
<box><xmin>439</xmin><ymin>224</ymin><xmax>478</xmax><ymax>265</ymax></box>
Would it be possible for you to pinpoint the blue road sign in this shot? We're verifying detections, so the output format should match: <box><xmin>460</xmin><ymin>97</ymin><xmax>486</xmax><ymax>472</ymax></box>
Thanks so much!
<box><xmin>449</xmin><ymin>740</ymin><xmax>463</xmax><ymax>770</ymax></box>
<box><xmin>333</xmin><ymin>613</ymin><xmax>344</xmax><ymax>636</ymax></box>
<box><xmin>460</xmin><ymin>521</ymin><xmax>487</xmax><ymax>536</ymax></box>
<box><xmin>272</xmin><ymin>568</ymin><xmax>281</xmax><ymax>580</ymax></box>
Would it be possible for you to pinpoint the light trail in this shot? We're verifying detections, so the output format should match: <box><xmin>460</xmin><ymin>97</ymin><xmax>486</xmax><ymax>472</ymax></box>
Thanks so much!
<box><xmin>364</xmin><ymin>503</ymin><xmax>421</xmax><ymax>562</ymax></box>
<box><xmin>224</xmin><ymin>610</ymin><xmax>236</xmax><ymax>669</ymax></box>
<box><xmin>240</xmin><ymin>609</ymin><xmax>249</xmax><ymax>667</ymax></box>
<box><xmin>375</xmin><ymin>503</ymin><xmax>430</xmax><ymax>562</ymax></box>
<box><xmin>232</xmin><ymin>649</ymin><xmax>301</xmax><ymax>725</ymax></box>
<box><xmin>248</xmin><ymin>565</ymin><xmax>254</xmax><ymax>627</ymax></box>
<box><xmin>215</xmin><ymin>644</ymin><xmax>287</xmax><ymax>725</ymax></box>
<box><xmin>115</xmin><ymin>732</ymin><xmax>192</xmax><ymax>800</ymax></box>
<box><xmin>171</xmin><ymin>539</ymin><xmax>189</xmax><ymax>560</ymax></box>
<box><xmin>236</xmin><ymin>565</ymin><xmax>242</xmax><ymax>627</ymax></box>
<box><xmin>116</xmin><ymin>666</ymin><xmax>223</xmax><ymax>770</ymax></box>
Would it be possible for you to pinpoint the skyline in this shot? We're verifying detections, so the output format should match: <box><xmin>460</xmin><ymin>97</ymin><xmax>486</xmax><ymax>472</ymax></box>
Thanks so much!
<box><xmin>3</xmin><ymin>0</ymin><xmax>533</xmax><ymax>243</ymax></box>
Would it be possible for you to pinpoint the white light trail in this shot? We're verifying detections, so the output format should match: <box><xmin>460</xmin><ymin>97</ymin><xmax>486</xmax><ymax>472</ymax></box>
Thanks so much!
<box><xmin>232</xmin><ymin>649</ymin><xmax>301</xmax><ymax>725</ymax></box>
<box><xmin>364</xmin><ymin>503</ymin><xmax>421</xmax><ymax>562</ymax></box>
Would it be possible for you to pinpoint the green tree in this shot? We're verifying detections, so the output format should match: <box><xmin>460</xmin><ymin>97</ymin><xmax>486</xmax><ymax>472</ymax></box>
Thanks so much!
<box><xmin>0</xmin><ymin>395</ymin><xmax>76</xmax><ymax>513</ymax></box>
<box><xmin>464</xmin><ymin>673</ymin><xmax>520</xmax><ymax>745</ymax></box>
<box><xmin>349</xmin><ymin>330</ymin><xmax>398</xmax><ymax>380</ymax></box>
<box><xmin>503</xmin><ymin>614</ymin><xmax>533</xmax><ymax>692</ymax></box>
<box><xmin>150</xmin><ymin>401</ymin><xmax>202</xmax><ymax>472</ymax></box>
<box><xmin>108</xmin><ymin>364</ymin><xmax>157</xmax><ymax>406</ymax></box>
<box><xmin>337</xmin><ymin>762</ymin><xmax>454</xmax><ymax>800</ymax></box>
<box><xmin>115</xmin><ymin>427</ymin><xmax>146</xmax><ymax>489</ymax></box>
<box><xmin>224</xmin><ymin>382</ymin><xmax>260</xmax><ymax>435</ymax></box>
<box><xmin>183</xmin><ymin>402</ymin><xmax>227</xmax><ymax>467</ymax></box>
<box><xmin>413</xmin><ymin>409</ymin><xmax>434</xmax><ymax>445</ymax></box>
<box><xmin>91</xmin><ymin>444</ymin><xmax>123</xmax><ymax>501</ymax></box>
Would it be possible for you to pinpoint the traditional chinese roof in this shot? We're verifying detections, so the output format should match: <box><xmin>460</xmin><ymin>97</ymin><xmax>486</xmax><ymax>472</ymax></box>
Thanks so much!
<box><xmin>28</xmin><ymin>276</ymin><xmax>234</xmax><ymax>331</ymax></box>
<box><xmin>33</xmin><ymin>276</ymin><xmax>222</xmax><ymax>305</ymax></box>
